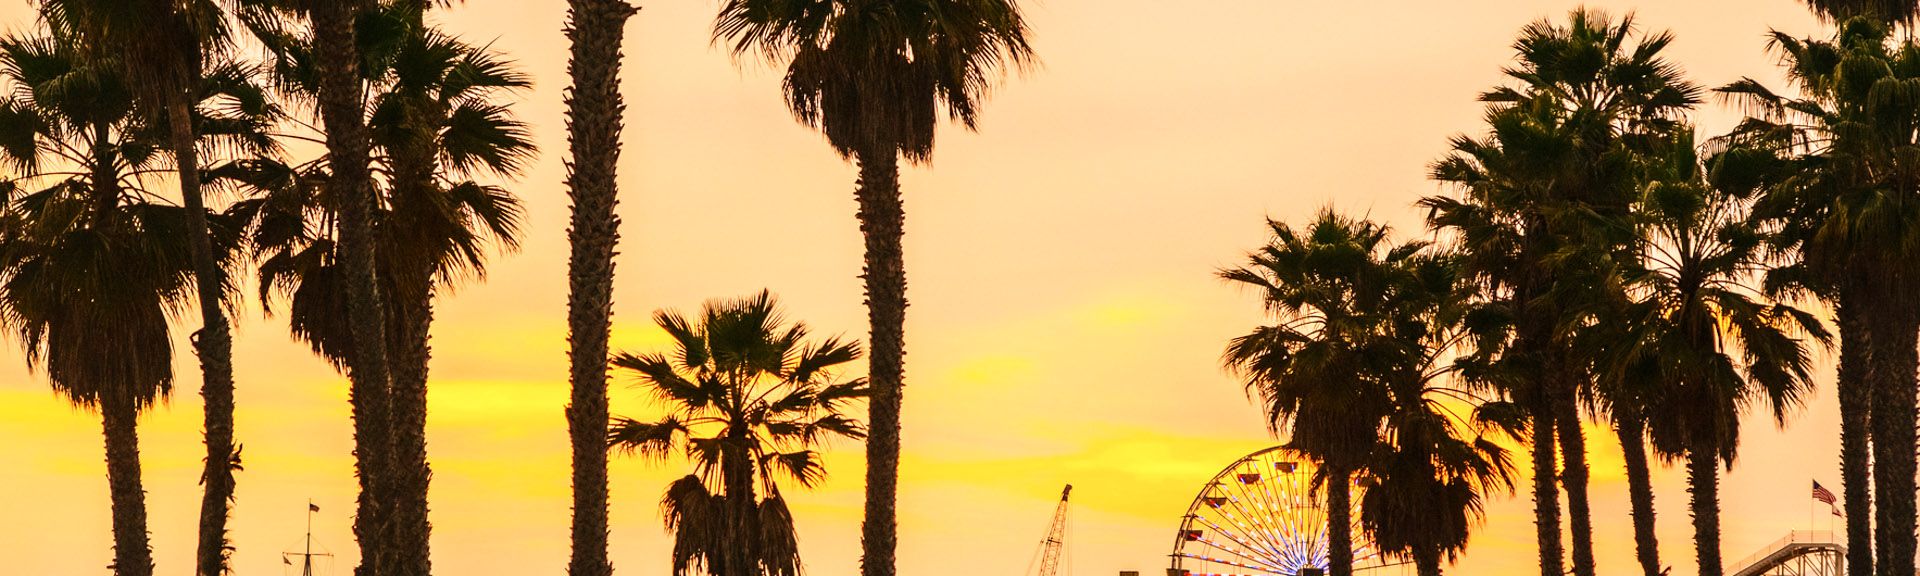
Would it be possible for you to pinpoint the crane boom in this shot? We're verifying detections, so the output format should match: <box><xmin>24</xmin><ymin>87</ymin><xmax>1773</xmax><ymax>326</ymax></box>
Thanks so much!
<box><xmin>1035</xmin><ymin>485</ymin><xmax>1073</xmax><ymax>576</ymax></box>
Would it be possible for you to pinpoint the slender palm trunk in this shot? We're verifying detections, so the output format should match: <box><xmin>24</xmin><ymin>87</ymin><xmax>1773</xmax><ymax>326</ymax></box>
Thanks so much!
<box><xmin>1834</xmin><ymin>293</ymin><xmax>1872</xmax><ymax>576</ymax></box>
<box><xmin>1326</xmin><ymin>466</ymin><xmax>1354</xmax><ymax>576</ymax></box>
<box><xmin>383</xmin><ymin>93</ymin><xmax>444</xmax><ymax>576</ymax></box>
<box><xmin>857</xmin><ymin>142</ymin><xmax>907</xmax><ymax>576</ymax></box>
<box><xmin>1413</xmin><ymin>546</ymin><xmax>1443</xmax><ymax>576</ymax></box>
<box><xmin>1554</xmin><ymin>367</ymin><xmax>1596</xmax><ymax>576</ymax></box>
<box><xmin>1868</xmin><ymin>279</ymin><xmax>1918</xmax><ymax>576</ymax></box>
<box><xmin>102</xmin><ymin>395</ymin><xmax>154</xmax><ymax>576</ymax></box>
<box><xmin>562</xmin><ymin>2</ymin><xmax>636</xmax><ymax>575</ymax></box>
<box><xmin>385</xmin><ymin>273</ymin><xmax>434</xmax><ymax>576</ymax></box>
<box><xmin>1617</xmin><ymin>412</ymin><xmax>1661</xmax><ymax>576</ymax></box>
<box><xmin>723</xmin><ymin>442</ymin><xmax>757</xmax><ymax>576</ymax></box>
<box><xmin>1688</xmin><ymin>446</ymin><xmax>1722</xmax><ymax>576</ymax></box>
<box><xmin>168</xmin><ymin>92</ymin><xmax>240</xmax><ymax>576</ymax></box>
<box><xmin>312</xmin><ymin>3</ymin><xmax>396</xmax><ymax>574</ymax></box>
<box><xmin>1530</xmin><ymin>391</ymin><xmax>1565</xmax><ymax>576</ymax></box>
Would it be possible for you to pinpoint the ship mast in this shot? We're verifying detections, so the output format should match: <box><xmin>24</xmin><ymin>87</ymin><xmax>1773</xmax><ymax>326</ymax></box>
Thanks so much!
<box><xmin>283</xmin><ymin>500</ymin><xmax>331</xmax><ymax>576</ymax></box>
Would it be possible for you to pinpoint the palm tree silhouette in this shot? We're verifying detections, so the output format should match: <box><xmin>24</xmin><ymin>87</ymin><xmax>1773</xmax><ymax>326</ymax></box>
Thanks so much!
<box><xmin>32</xmin><ymin>1</ymin><xmax>248</xmax><ymax>570</ymax></box>
<box><xmin>557</xmin><ymin>0</ymin><xmax>638</xmax><ymax>574</ymax></box>
<box><xmin>1356</xmin><ymin>251</ymin><xmax>1516</xmax><ymax>576</ymax></box>
<box><xmin>1717</xmin><ymin>19</ymin><xmax>1920</xmax><ymax>576</ymax></box>
<box><xmin>219</xmin><ymin>12</ymin><xmax>531</xmax><ymax>574</ymax></box>
<box><xmin>1608</xmin><ymin>131</ymin><xmax>1828</xmax><ymax>576</ymax></box>
<box><xmin>0</xmin><ymin>31</ymin><xmax>271</xmax><ymax>576</ymax></box>
<box><xmin>1222</xmin><ymin>210</ymin><xmax>1420</xmax><ymax>576</ymax></box>
<box><xmin>709</xmin><ymin>3</ymin><xmax>1033</xmax><ymax>573</ymax></box>
<box><xmin>610</xmin><ymin>291</ymin><xmax>868</xmax><ymax>576</ymax></box>
<box><xmin>1424</xmin><ymin>12</ymin><xmax>1699</xmax><ymax>576</ymax></box>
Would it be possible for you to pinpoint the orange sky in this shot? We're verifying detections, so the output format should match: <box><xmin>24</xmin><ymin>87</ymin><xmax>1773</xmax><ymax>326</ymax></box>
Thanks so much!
<box><xmin>0</xmin><ymin>1</ymin><xmax>1852</xmax><ymax>575</ymax></box>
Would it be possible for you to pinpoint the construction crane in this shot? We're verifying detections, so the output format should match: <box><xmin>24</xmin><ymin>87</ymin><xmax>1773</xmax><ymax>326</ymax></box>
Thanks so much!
<box><xmin>1027</xmin><ymin>484</ymin><xmax>1073</xmax><ymax>576</ymax></box>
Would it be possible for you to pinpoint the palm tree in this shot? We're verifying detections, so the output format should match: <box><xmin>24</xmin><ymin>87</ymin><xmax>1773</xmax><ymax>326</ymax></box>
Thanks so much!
<box><xmin>1222</xmin><ymin>210</ymin><xmax>1420</xmax><ymax>576</ymax></box>
<box><xmin>709</xmin><ymin>4</ymin><xmax>1032</xmax><ymax>573</ymax></box>
<box><xmin>1425</xmin><ymin>12</ymin><xmax>1699</xmax><ymax>576</ymax></box>
<box><xmin>0</xmin><ymin>31</ymin><xmax>266</xmax><ymax>576</ymax></box>
<box><xmin>559</xmin><ymin>1</ymin><xmax>638</xmax><ymax>575</ymax></box>
<box><xmin>31</xmin><ymin>1</ymin><xmax>246</xmax><ymax>571</ymax></box>
<box><xmin>1608</xmin><ymin>132</ymin><xmax>1828</xmax><ymax>576</ymax></box>
<box><xmin>231</xmin><ymin>1</ymin><xmax>397</xmax><ymax>570</ymax></box>
<box><xmin>220</xmin><ymin>13</ymin><xmax>532</xmax><ymax>575</ymax></box>
<box><xmin>609</xmin><ymin>291</ymin><xmax>867</xmax><ymax>576</ymax></box>
<box><xmin>1716</xmin><ymin>19</ymin><xmax>1920</xmax><ymax>576</ymax></box>
<box><xmin>1353</xmin><ymin>251</ymin><xmax>1517</xmax><ymax>576</ymax></box>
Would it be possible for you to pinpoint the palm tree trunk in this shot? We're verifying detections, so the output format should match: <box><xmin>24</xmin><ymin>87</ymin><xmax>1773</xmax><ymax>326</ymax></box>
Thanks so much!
<box><xmin>723</xmin><ymin>442</ymin><xmax>758</xmax><ymax>576</ymax></box>
<box><xmin>1868</xmin><ymin>282</ymin><xmax>1918</xmax><ymax>576</ymax></box>
<box><xmin>311</xmin><ymin>3</ymin><xmax>396</xmax><ymax>574</ymax></box>
<box><xmin>1530</xmin><ymin>392</ymin><xmax>1565</xmax><ymax>576</ymax></box>
<box><xmin>1414</xmin><ymin>546</ymin><xmax>1443</xmax><ymax>576</ymax></box>
<box><xmin>102</xmin><ymin>394</ymin><xmax>155</xmax><ymax>576</ymax></box>
<box><xmin>1326</xmin><ymin>466</ymin><xmax>1354</xmax><ymax>576</ymax></box>
<box><xmin>1554</xmin><ymin>367</ymin><xmax>1596</xmax><ymax>576</ymax></box>
<box><xmin>1617</xmin><ymin>411</ymin><xmax>1661</xmax><ymax>576</ymax></box>
<box><xmin>1834</xmin><ymin>292</ymin><xmax>1872</xmax><ymax>576</ymax></box>
<box><xmin>169</xmin><ymin>90</ymin><xmax>240</xmax><ymax>576</ymax></box>
<box><xmin>385</xmin><ymin>273</ymin><xmax>434</xmax><ymax>576</ymax></box>
<box><xmin>1688</xmin><ymin>446</ymin><xmax>1722</xmax><ymax>576</ymax></box>
<box><xmin>561</xmin><ymin>2</ymin><xmax>636</xmax><ymax>575</ymax></box>
<box><xmin>857</xmin><ymin>142</ymin><xmax>907</xmax><ymax>576</ymax></box>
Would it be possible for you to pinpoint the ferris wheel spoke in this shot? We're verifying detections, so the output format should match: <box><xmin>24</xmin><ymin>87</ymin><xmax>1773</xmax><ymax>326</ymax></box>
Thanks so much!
<box><xmin>1189</xmin><ymin>514</ymin><xmax>1290</xmax><ymax>570</ymax></box>
<box><xmin>1241</xmin><ymin>457</ymin><xmax>1308</xmax><ymax>563</ymax></box>
<box><xmin>1214</xmin><ymin>480</ymin><xmax>1293</xmax><ymax>562</ymax></box>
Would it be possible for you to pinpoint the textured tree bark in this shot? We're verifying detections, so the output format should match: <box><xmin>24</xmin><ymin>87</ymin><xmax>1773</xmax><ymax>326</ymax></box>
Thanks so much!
<box><xmin>1833</xmin><ymin>293</ymin><xmax>1872</xmax><ymax>576</ymax></box>
<box><xmin>169</xmin><ymin>88</ymin><xmax>240</xmax><ymax>576</ymax></box>
<box><xmin>1616</xmin><ymin>413</ymin><xmax>1661</xmax><ymax>576</ymax></box>
<box><xmin>103</xmin><ymin>395</ymin><xmax>155</xmax><ymax>576</ymax></box>
<box><xmin>723</xmin><ymin>441</ymin><xmax>757</xmax><ymax>576</ymax></box>
<box><xmin>1413</xmin><ymin>545</ymin><xmax>1443</xmax><ymax>576</ymax></box>
<box><xmin>1688</xmin><ymin>446</ymin><xmax>1722</xmax><ymax>576</ymax></box>
<box><xmin>1868</xmin><ymin>281</ymin><xmax>1918</xmax><ymax>576</ymax></box>
<box><xmin>858</xmin><ymin>142</ymin><xmax>907</xmax><ymax>576</ymax></box>
<box><xmin>311</xmin><ymin>2</ymin><xmax>396</xmax><ymax>574</ymax></box>
<box><xmin>1326</xmin><ymin>466</ymin><xmax>1354</xmax><ymax>576</ymax></box>
<box><xmin>385</xmin><ymin>273</ymin><xmax>434</xmax><ymax>576</ymax></box>
<box><xmin>1555</xmin><ymin>366</ymin><xmax>1596</xmax><ymax>576</ymax></box>
<box><xmin>562</xmin><ymin>2</ymin><xmax>636</xmax><ymax>576</ymax></box>
<box><xmin>1530</xmin><ymin>392</ymin><xmax>1565</xmax><ymax>576</ymax></box>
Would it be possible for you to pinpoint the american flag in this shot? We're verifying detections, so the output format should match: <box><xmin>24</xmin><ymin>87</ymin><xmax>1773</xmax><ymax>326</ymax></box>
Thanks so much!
<box><xmin>1813</xmin><ymin>480</ymin><xmax>1837</xmax><ymax>505</ymax></box>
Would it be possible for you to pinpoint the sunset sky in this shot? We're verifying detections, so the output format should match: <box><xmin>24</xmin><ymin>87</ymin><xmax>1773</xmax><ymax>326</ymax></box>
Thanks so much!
<box><xmin>0</xmin><ymin>1</ymin><xmax>1854</xmax><ymax>575</ymax></box>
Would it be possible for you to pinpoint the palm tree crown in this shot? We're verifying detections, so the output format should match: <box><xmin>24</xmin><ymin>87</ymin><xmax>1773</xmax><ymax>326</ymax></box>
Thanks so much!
<box><xmin>611</xmin><ymin>291</ymin><xmax>868</xmax><ymax>576</ymax></box>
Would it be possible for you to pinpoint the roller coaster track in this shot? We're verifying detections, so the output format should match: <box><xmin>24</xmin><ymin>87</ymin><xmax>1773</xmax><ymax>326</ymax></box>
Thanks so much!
<box><xmin>1726</xmin><ymin>531</ymin><xmax>1844</xmax><ymax>576</ymax></box>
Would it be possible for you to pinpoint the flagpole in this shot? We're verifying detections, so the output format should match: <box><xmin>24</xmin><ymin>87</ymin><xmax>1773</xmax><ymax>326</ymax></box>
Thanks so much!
<box><xmin>304</xmin><ymin>500</ymin><xmax>314</xmax><ymax>576</ymax></box>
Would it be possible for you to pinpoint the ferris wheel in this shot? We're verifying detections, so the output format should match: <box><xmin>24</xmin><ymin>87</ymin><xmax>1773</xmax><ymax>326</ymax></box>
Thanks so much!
<box><xmin>1168</xmin><ymin>446</ymin><xmax>1395</xmax><ymax>576</ymax></box>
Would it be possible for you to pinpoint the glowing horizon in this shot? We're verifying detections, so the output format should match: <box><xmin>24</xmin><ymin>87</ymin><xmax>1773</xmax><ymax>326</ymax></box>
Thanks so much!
<box><xmin>0</xmin><ymin>1</ymin><xmax>1849</xmax><ymax>575</ymax></box>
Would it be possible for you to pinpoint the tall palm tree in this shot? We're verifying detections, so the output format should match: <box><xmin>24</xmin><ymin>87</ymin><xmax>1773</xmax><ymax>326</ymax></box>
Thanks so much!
<box><xmin>1608</xmin><ymin>133</ymin><xmax>1828</xmax><ymax>576</ymax></box>
<box><xmin>1716</xmin><ymin>19</ymin><xmax>1920</xmax><ymax>576</ymax></box>
<box><xmin>609</xmin><ymin>291</ymin><xmax>867</xmax><ymax>576</ymax></box>
<box><xmin>31</xmin><ymin>1</ymin><xmax>246</xmax><ymax>571</ymax></box>
<box><xmin>561</xmin><ymin>1</ymin><xmax>637</xmax><ymax>575</ymax></box>
<box><xmin>1354</xmin><ymin>251</ymin><xmax>1517</xmax><ymax>576</ymax></box>
<box><xmin>232</xmin><ymin>1</ymin><xmax>397</xmax><ymax>570</ymax></box>
<box><xmin>0</xmin><ymin>31</ymin><xmax>266</xmax><ymax>576</ymax></box>
<box><xmin>709</xmin><ymin>4</ymin><xmax>1032</xmax><ymax>573</ymax></box>
<box><xmin>219</xmin><ymin>13</ymin><xmax>532</xmax><ymax>575</ymax></box>
<box><xmin>1222</xmin><ymin>210</ymin><xmax>1421</xmax><ymax>576</ymax></box>
<box><xmin>1425</xmin><ymin>12</ymin><xmax>1699</xmax><ymax>576</ymax></box>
